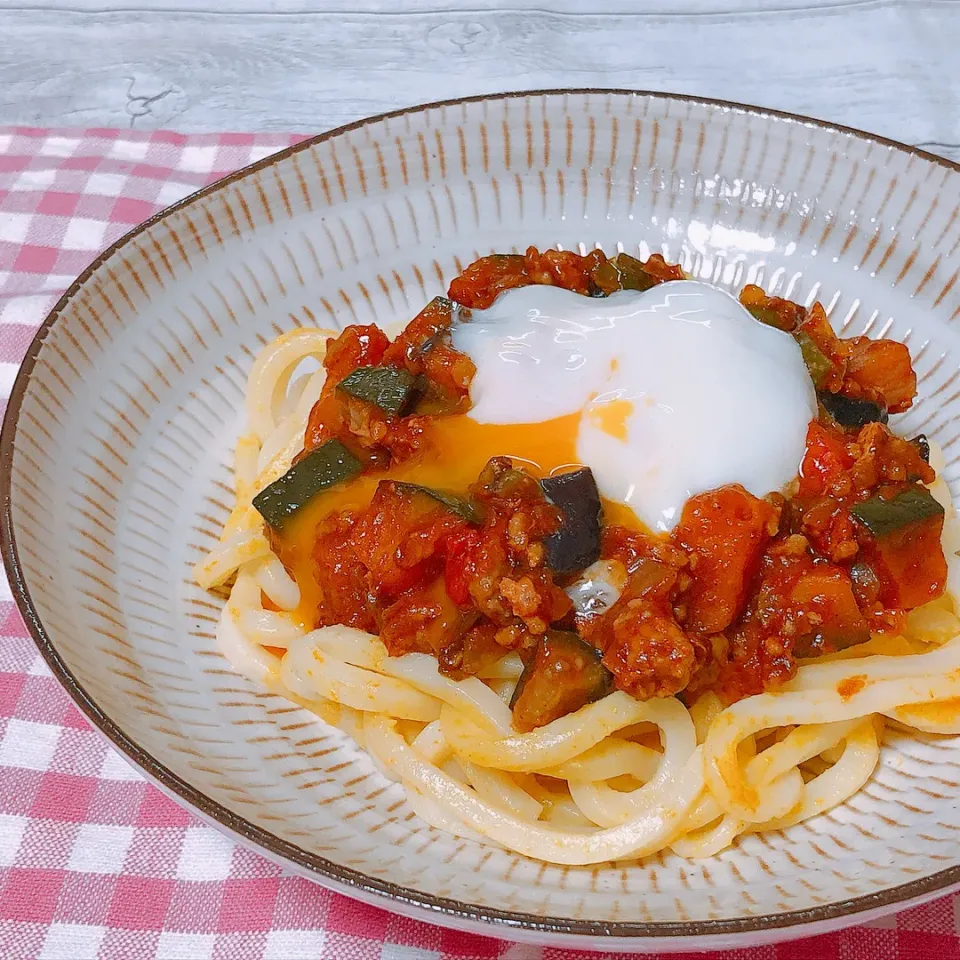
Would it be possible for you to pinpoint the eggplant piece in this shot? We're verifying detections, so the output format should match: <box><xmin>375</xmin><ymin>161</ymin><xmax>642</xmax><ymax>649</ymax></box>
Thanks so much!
<box><xmin>438</xmin><ymin>621</ymin><xmax>501</xmax><ymax>679</ymax></box>
<box><xmin>818</xmin><ymin>390</ymin><xmax>888</xmax><ymax>428</ymax></box>
<box><xmin>337</xmin><ymin>365</ymin><xmax>421</xmax><ymax>416</ymax></box>
<box><xmin>380</xmin><ymin>576</ymin><xmax>477</xmax><ymax>657</ymax></box>
<box><xmin>789</xmin><ymin>566</ymin><xmax>870</xmax><ymax>659</ymax></box>
<box><xmin>540</xmin><ymin>468</ymin><xmax>602</xmax><ymax>576</ymax></box>
<box><xmin>851</xmin><ymin>485</ymin><xmax>944</xmax><ymax>539</ymax></box>
<box><xmin>911</xmin><ymin>434</ymin><xmax>931</xmax><ymax>464</ymax></box>
<box><xmin>854</xmin><ymin>487</ymin><xmax>947</xmax><ymax>609</ymax></box>
<box><xmin>391</xmin><ymin>482</ymin><xmax>481</xmax><ymax>524</ymax></box>
<box><xmin>510</xmin><ymin>630</ymin><xmax>614</xmax><ymax>731</ymax></box>
<box><xmin>253</xmin><ymin>439</ymin><xmax>362</xmax><ymax>529</ymax></box>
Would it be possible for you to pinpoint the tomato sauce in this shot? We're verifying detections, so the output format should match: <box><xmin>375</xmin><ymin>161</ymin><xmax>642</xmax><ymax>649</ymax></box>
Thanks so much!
<box><xmin>264</xmin><ymin>246</ymin><xmax>947</xmax><ymax>730</ymax></box>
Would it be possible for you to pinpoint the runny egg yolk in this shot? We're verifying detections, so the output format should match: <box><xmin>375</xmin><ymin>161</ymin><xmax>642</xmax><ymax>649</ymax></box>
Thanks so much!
<box><xmin>278</xmin><ymin>412</ymin><xmax>608</xmax><ymax>626</ymax></box>
<box><xmin>586</xmin><ymin>397</ymin><xmax>634</xmax><ymax>442</ymax></box>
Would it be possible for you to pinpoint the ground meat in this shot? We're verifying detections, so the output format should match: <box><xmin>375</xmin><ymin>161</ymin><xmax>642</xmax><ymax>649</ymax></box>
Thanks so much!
<box><xmin>581</xmin><ymin>559</ymin><xmax>693</xmax><ymax>699</ymax></box>
<box><xmin>602</xmin><ymin>603</ymin><xmax>696</xmax><ymax>699</ymax></box>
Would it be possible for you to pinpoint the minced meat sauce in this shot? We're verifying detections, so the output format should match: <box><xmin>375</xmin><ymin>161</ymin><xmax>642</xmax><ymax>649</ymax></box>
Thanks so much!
<box><xmin>267</xmin><ymin>247</ymin><xmax>945</xmax><ymax>731</ymax></box>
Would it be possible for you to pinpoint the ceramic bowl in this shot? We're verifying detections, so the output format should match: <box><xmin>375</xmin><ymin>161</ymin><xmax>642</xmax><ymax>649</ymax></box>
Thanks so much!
<box><xmin>5</xmin><ymin>90</ymin><xmax>960</xmax><ymax>952</ymax></box>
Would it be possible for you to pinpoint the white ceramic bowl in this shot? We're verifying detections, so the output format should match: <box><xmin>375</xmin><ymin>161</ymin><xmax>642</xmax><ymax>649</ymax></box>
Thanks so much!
<box><xmin>5</xmin><ymin>91</ymin><xmax>960</xmax><ymax>952</ymax></box>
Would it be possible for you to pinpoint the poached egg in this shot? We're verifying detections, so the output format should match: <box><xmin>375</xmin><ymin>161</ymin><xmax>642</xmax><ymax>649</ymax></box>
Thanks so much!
<box><xmin>452</xmin><ymin>280</ymin><xmax>816</xmax><ymax>532</ymax></box>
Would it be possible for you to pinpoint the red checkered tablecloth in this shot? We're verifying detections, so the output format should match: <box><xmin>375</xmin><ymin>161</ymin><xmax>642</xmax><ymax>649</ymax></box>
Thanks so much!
<box><xmin>1</xmin><ymin>127</ymin><xmax>959</xmax><ymax>960</ymax></box>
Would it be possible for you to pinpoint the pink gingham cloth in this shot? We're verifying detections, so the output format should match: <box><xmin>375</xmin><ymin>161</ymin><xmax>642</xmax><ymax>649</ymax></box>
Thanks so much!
<box><xmin>1</xmin><ymin>128</ymin><xmax>959</xmax><ymax>960</ymax></box>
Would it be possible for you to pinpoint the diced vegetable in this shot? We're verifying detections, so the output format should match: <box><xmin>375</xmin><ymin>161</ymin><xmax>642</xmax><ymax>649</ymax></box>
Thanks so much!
<box><xmin>859</xmin><ymin>519</ymin><xmax>947</xmax><ymax>610</ymax></box>
<box><xmin>911</xmin><ymin>434</ymin><xmax>931</xmax><ymax>464</ymax></box>
<box><xmin>790</xmin><ymin>566</ymin><xmax>870</xmax><ymax>658</ymax></box>
<box><xmin>311</xmin><ymin>511</ymin><xmax>379</xmax><ymax>633</ymax></box>
<box><xmin>322</xmin><ymin>324</ymin><xmax>390</xmax><ymax>386</ymax></box>
<box><xmin>510</xmin><ymin>630</ymin><xmax>614</xmax><ymax>731</ymax></box>
<box><xmin>591</xmin><ymin>253</ymin><xmax>658</xmax><ymax>295</ymax></box>
<box><xmin>383</xmin><ymin>296</ymin><xmax>456</xmax><ymax>366</ymax></box>
<box><xmin>851</xmin><ymin>485</ymin><xmax>944</xmax><ymax>539</ymax></box>
<box><xmin>637</xmin><ymin>253</ymin><xmax>686</xmax><ymax>284</ymax></box>
<box><xmin>355</xmin><ymin>480</ymin><xmax>470</xmax><ymax>598</ymax></box>
<box><xmin>253</xmin><ymin>439</ymin><xmax>362</xmax><ymax>529</ymax></box>
<box><xmin>391</xmin><ymin>482</ymin><xmax>480</xmax><ymax>524</ymax></box>
<box><xmin>818</xmin><ymin>390</ymin><xmax>888</xmax><ymax>428</ymax></box>
<box><xmin>443</xmin><ymin>528</ymin><xmax>483</xmax><ymax>606</ymax></box>
<box><xmin>381</xmin><ymin>296</ymin><xmax>476</xmax><ymax>416</ymax></box>
<box><xmin>853</xmin><ymin>485</ymin><xmax>947</xmax><ymax>609</ymax></box>
<box><xmin>438</xmin><ymin>621</ymin><xmax>504</xmax><ymax>679</ymax></box>
<box><xmin>794</xmin><ymin>330</ymin><xmax>836</xmax><ymax>389</ymax></box>
<box><xmin>540</xmin><ymin>468</ymin><xmax>602</xmax><ymax>576</ymax></box>
<box><xmin>798</xmin><ymin>420</ymin><xmax>854</xmax><ymax>498</ymax></box>
<box><xmin>673</xmin><ymin>484</ymin><xmax>779</xmax><ymax>634</ymax></box>
<box><xmin>794</xmin><ymin>303</ymin><xmax>846</xmax><ymax>393</ymax></box>
<box><xmin>478</xmin><ymin>458</ymin><xmax>542</xmax><ymax>499</ymax></box>
<box><xmin>337</xmin><ymin>365</ymin><xmax>421</xmax><ymax>416</ymax></box>
<box><xmin>447</xmin><ymin>254</ymin><xmax>529</xmax><ymax>308</ymax></box>
<box><xmin>841</xmin><ymin>336</ymin><xmax>917</xmax><ymax>414</ymax></box>
<box><xmin>745</xmin><ymin>303</ymin><xmax>790</xmax><ymax>330</ymax></box>
<box><xmin>739</xmin><ymin>285</ymin><xmax>806</xmax><ymax>332</ymax></box>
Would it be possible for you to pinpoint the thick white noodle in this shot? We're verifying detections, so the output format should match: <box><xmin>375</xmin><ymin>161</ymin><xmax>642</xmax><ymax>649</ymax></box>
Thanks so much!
<box><xmin>567</xmin><ymin>698</ymin><xmax>697</xmax><ymax>827</ymax></box>
<box><xmin>246</xmin><ymin>328</ymin><xmax>332</xmax><ymax>443</ymax></box>
<box><xmin>365</xmin><ymin>715</ymin><xmax>703</xmax><ymax>865</ymax></box>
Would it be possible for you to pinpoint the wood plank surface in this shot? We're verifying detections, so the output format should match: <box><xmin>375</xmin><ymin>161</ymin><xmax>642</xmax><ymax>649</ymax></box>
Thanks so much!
<box><xmin>0</xmin><ymin>0</ymin><xmax>957</xmax><ymax>162</ymax></box>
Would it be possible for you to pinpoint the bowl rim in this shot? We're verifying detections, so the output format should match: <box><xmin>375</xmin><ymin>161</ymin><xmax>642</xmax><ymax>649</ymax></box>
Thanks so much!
<box><xmin>3</xmin><ymin>87</ymin><xmax>960</xmax><ymax>940</ymax></box>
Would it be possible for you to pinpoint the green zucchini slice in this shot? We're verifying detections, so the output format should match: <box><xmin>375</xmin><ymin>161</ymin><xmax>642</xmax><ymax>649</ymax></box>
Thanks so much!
<box><xmin>253</xmin><ymin>439</ymin><xmax>362</xmax><ymax>529</ymax></box>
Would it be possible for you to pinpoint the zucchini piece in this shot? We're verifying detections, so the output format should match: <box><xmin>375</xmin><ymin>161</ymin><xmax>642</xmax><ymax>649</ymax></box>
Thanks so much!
<box><xmin>818</xmin><ymin>390</ymin><xmax>888</xmax><ymax>428</ymax></box>
<box><xmin>253</xmin><ymin>439</ymin><xmax>362</xmax><ymax>529</ymax></box>
<box><xmin>794</xmin><ymin>331</ymin><xmax>835</xmax><ymax>389</ymax></box>
<box><xmin>745</xmin><ymin>303</ymin><xmax>791</xmax><ymax>330</ymax></box>
<box><xmin>911</xmin><ymin>434</ymin><xmax>931</xmax><ymax>464</ymax></box>
<box><xmin>510</xmin><ymin>631</ymin><xmax>614</xmax><ymax>731</ymax></box>
<box><xmin>614</xmin><ymin>253</ymin><xmax>658</xmax><ymax>292</ymax></box>
<box><xmin>591</xmin><ymin>253</ymin><xmax>657</xmax><ymax>296</ymax></box>
<box><xmin>739</xmin><ymin>285</ymin><xmax>805</xmax><ymax>331</ymax></box>
<box><xmin>392</xmin><ymin>482</ymin><xmax>480</xmax><ymax>524</ymax></box>
<box><xmin>541</xmin><ymin>468</ymin><xmax>602</xmax><ymax>576</ymax></box>
<box><xmin>337</xmin><ymin>365</ymin><xmax>421</xmax><ymax>416</ymax></box>
<box><xmin>851</xmin><ymin>485</ymin><xmax>944</xmax><ymax>539</ymax></box>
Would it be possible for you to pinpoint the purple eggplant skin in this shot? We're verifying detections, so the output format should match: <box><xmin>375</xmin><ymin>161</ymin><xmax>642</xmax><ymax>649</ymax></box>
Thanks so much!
<box><xmin>817</xmin><ymin>390</ymin><xmax>888</xmax><ymax>429</ymax></box>
<box><xmin>540</xmin><ymin>467</ymin><xmax>602</xmax><ymax>577</ymax></box>
<box><xmin>510</xmin><ymin>630</ymin><xmax>614</xmax><ymax>731</ymax></box>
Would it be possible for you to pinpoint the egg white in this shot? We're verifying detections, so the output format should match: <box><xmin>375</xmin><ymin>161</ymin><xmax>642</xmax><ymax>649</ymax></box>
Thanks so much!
<box><xmin>452</xmin><ymin>281</ymin><xmax>816</xmax><ymax>531</ymax></box>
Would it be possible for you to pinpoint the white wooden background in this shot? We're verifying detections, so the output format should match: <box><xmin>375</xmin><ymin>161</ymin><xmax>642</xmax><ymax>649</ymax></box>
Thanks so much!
<box><xmin>1</xmin><ymin>0</ymin><xmax>958</xmax><ymax>163</ymax></box>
